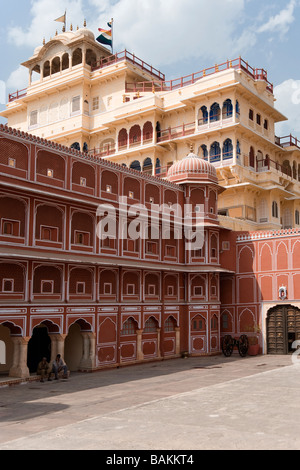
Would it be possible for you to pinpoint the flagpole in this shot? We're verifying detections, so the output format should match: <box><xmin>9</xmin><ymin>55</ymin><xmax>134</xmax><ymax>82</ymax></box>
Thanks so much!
<box><xmin>111</xmin><ymin>18</ymin><xmax>114</xmax><ymax>55</ymax></box>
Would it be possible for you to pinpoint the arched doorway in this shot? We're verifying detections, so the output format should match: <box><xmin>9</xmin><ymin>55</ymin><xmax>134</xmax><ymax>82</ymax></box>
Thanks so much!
<box><xmin>65</xmin><ymin>323</ymin><xmax>83</xmax><ymax>371</ymax></box>
<box><xmin>27</xmin><ymin>325</ymin><xmax>51</xmax><ymax>373</ymax></box>
<box><xmin>267</xmin><ymin>305</ymin><xmax>300</xmax><ymax>354</ymax></box>
<box><xmin>65</xmin><ymin>319</ymin><xmax>94</xmax><ymax>371</ymax></box>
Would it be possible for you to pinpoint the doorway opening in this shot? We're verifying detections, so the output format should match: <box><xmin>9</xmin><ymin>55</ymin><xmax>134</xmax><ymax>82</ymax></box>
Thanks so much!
<box><xmin>267</xmin><ymin>305</ymin><xmax>300</xmax><ymax>354</ymax></box>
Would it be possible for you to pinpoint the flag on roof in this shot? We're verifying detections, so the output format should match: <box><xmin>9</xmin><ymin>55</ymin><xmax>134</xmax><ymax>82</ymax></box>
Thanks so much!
<box><xmin>55</xmin><ymin>13</ymin><xmax>66</xmax><ymax>23</ymax></box>
<box><xmin>96</xmin><ymin>27</ymin><xmax>112</xmax><ymax>47</ymax></box>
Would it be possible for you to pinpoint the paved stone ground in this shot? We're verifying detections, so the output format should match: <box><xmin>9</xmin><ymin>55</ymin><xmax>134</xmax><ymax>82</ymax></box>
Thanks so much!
<box><xmin>0</xmin><ymin>354</ymin><xmax>299</xmax><ymax>450</ymax></box>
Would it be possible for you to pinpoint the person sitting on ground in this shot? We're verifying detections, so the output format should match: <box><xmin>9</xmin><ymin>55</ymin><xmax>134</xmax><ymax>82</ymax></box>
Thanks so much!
<box><xmin>37</xmin><ymin>357</ymin><xmax>51</xmax><ymax>383</ymax></box>
<box><xmin>49</xmin><ymin>354</ymin><xmax>68</xmax><ymax>380</ymax></box>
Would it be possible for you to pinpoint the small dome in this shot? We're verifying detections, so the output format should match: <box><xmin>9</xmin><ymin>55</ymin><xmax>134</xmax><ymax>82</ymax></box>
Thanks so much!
<box><xmin>75</xmin><ymin>28</ymin><xmax>95</xmax><ymax>40</ymax></box>
<box><xmin>167</xmin><ymin>151</ymin><xmax>217</xmax><ymax>183</ymax></box>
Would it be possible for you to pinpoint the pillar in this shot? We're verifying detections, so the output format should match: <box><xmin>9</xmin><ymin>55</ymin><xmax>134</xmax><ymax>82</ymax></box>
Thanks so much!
<box><xmin>49</xmin><ymin>334</ymin><xmax>67</xmax><ymax>363</ymax></box>
<box><xmin>79</xmin><ymin>332</ymin><xmax>96</xmax><ymax>370</ymax></box>
<box><xmin>157</xmin><ymin>328</ymin><xmax>161</xmax><ymax>358</ymax></box>
<box><xmin>9</xmin><ymin>337</ymin><xmax>30</xmax><ymax>378</ymax></box>
<box><xmin>175</xmin><ymin>327</ymin><xmax>181</xmax><ymax>355</ymax></box>
<box><xmin>136</xmin><ymin>329</ymin><xmax>144</xmax><ymax>361</ymax></box>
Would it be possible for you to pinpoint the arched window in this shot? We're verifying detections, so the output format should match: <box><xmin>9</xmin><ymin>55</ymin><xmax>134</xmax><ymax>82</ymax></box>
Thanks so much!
<box><xmin>43</xmin><ymin>61</ymin><xmax>50</xmax><ymax>78</ymax></box>
<box><xmin>129</xmin><ymin>125</ymin><xmax>141</xmax><ymax>146</ymax></box>
<box><xmin>165</xmin><ymin>317</ymin><xmax>176</xmax><ymax>332</ymax></box>
<box><xmin>200</xmin><ymin>144</ymin><xmax>208</xmax><ymax>160</ymax></box>
<box><xmin>143</xmin><ymin>122</ymin><xmax>153</xmax><ymax>142</ymax></box>
<box><xmin>223</xmin><ymin>138</ymin><xmax>233</xmax><ymax>160</ymax></box>
<box><xmin>199</xmin><ymin>106</ymin><xmax>208</xmax><ymax>125</ymax></box>
<box><xmin>130</xmin><ymin>160</ymin><xmax>141</xmax><ymax>172</ymax></box>
<box><xmin>72</xmin><ymin>48</ymin><xmax>82</xmax><ymax>67</ymax></box>
<box><xmin>272</xmin><ymin>201</ymin><xmax>278</xmax><ymax>219</ymax></box>
<box><xmin>210</xmin><ymin>103</ymin><xmax>220</xmax><ymax>122</ymax></box>
<box><xmin>222</xmin><ymin>99</ymin><xmax>233</xmax><ymax>119</ymax></box>
<box><xmin>155</xmin><ymin>158</ymin><xmax>161</xmax><ymax>176</ymax></box>
<box><xmin>143</xmin><ymin>158</ymin><xmax>153</xmax><ymax>174</ymax></box>
<box><xmin>144</xmin><ymin>317</ymin><xmax>158</xmax><ymax>333</ymax></box>
<box><xmin>62</xmin><ymin>53</ymin><xmax>69</xmax><ymax>71</ymax></box>
<box><xmin>156</xmin><ymin>122</ymin><xmax>161</xmax><ymax>140</ymax></box>
<box><xmin>118</xmin><ymin>129</ymin><xmax>128</xmax><ymax>149</ymax></box>
<box><xmin>86</xmin><ymin>49</ymin><xmax>97</xmax><ymax>67</ymax></box>
<box><xmin>236</xmin><ymin>100</ymin><xmax>240</xmax><ymax>115</ymax></box>
<box><xmin>121</xmin><ymin>318</ymin><xmax>137</xmax><ymax>335</ymax></box>
<box><xmin>249</xmin><ymin>146</ymin><xmax>255</xmax><ymax>168</ymax></box>
<box><xmin>51</xmin><ymin>57</ymin><xmax>60</xmax><ymax>75</ymax></box>
<box><xmin>71</xmin><ymin>142</ymin><xmax>81</xmax><ymax>151</ymax></box>
<box><xmin>236</xmin><ymin>140</ymin><xmax>241</xmax><ymax>159</ymax></box>
<box><xmin>210</xmin><ymin>142</ymin><xmax>221</xmax><ymax>162</ymax></box>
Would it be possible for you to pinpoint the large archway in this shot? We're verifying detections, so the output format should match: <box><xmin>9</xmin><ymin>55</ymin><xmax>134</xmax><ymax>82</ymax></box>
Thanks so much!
<box><xmin>65</xmin><ymin>319</ymin><xmax>94</xmax><ymax>371</ymax></box>
<box><xmin>27</xmin><ymin>325</ymin><xmax>51</xmax><ymax>373</ymax></box>
<box><xmin>0</xmin><ymin>324</ymin><xmax>13</xmax><ymax>375</ymax></box>
<box><xmin>267</xmin><ymin>305</ymin><xmax>300</xmax><ymax>354</ymax></box>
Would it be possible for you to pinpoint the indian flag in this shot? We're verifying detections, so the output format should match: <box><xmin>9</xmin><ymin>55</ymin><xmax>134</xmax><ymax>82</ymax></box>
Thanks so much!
<box><xmin>96</xmin><ymin>28</ymin><xmax>112</xmax><ymax>47</ymax></box>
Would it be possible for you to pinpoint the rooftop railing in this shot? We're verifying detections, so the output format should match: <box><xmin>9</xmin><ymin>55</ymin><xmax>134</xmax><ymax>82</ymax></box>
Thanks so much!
<box><xmin>275</xmin><ymin>134</ymin><xmax>300</xmax><ymax>150</ymax></box>
<box><xmin>125</xmin><ymin>57</ymin><xmax>274</xmax><ymax>94</ymax></box>
<box><xmin>8</xmin><ymin>88</ymin><xmax>27</xmax><ymax>103</ymax></box>
<box><xmin>91</xmin><ymin>50</ymin><xmax>165</xmax><ymax>81</ymax></box>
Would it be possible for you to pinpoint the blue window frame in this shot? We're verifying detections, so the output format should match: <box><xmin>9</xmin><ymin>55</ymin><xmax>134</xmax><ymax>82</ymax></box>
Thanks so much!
<box><xmin>210</xmin><ymin>142</ymin><xmax>221</xmax><ymax>162</ymax></box>
<box><xmin>223</xmin><ymin>139</ymin><xmax>233</xmax><ymax>159</ymax></box>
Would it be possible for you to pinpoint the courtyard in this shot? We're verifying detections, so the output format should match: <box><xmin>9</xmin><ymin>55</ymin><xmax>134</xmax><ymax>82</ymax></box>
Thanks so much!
<box><xmin>0</xmin><ymin>353</ymin><xmax>299</xmax><ymax>451</ymax></box>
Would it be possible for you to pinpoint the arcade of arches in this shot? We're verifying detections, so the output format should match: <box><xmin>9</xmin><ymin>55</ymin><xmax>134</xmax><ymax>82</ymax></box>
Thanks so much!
<box><xmin>0</xmin><ymin>320</ymin><xmax>96</xmax><ymax>378</ymax></box>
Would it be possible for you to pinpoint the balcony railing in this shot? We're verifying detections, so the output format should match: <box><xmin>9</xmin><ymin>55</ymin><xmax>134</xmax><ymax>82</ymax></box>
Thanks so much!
<box><xmin>125</xmin><ymin>57</ymin><xmax>274</xmax><ymax>95</ymax></box>
<box><xmin>256</xmin><ymin>157</ymin><xmax>299</xmax><ymax>180</ymax></box>
<box><xmin>88</xmin><ymin>146</ymin><xmax>116</xmax><ymax>158</ymax></box>
<box><xmin>91</xmin><ymin>50</ymin><xmax>165</xmax><ymax>81</ymax></box>
<box><xmin>8</xmin><ymin>88</ymin><xmax>27</xmax><ymax>103</ymax></box>
<box><xmin>275</xmin><ymin>134</ymin><xmax>300</xmax><ymax>150</ymax></box>
<box><xmin>157</xmin><ymin>122</ymin><xmax>195</xmax><ymax>143</ymax></box>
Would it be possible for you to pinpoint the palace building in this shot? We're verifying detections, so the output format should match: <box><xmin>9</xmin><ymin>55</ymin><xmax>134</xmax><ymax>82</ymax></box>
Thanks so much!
<box><xmin>1</xmin><ymin>24</ymin><xmax>300</xmax><ymax>380</ymax></box>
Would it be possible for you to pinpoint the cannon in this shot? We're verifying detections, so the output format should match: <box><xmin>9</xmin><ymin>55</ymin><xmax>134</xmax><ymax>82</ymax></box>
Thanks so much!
<box><xmin>221</xmin><ymin>334</ymin><xmax>249</xmax><ymax>357</ymax></box>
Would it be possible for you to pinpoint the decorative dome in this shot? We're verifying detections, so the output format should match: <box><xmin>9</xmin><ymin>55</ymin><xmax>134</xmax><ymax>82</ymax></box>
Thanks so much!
<box><xmin>75</xmin><ymin>28</ymin><xmax>95</xmax><ymax>40</ymax></box>
<box><xmin>167</xmin><ymin>150</ymin><xmax>218</xmax><ymax>184</ymax></box>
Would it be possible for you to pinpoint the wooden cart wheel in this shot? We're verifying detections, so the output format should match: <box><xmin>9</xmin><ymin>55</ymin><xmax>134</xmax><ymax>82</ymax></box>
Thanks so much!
<box><xmin>222</xmin><ymin>335</ymin><xmax>234</xmax><ymax>357</ymax></box>
<box><xmin>238</xmin><ymin>334</ymin><xmax>249</xmax><ymax>357</ymax></box>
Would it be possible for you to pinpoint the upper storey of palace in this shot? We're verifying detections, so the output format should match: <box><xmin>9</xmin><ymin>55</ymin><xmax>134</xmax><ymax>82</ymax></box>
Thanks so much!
<box><xmin>0</xmin><ymin>24</ymin><xmax>287</xmax><ymax>149</ymax></box>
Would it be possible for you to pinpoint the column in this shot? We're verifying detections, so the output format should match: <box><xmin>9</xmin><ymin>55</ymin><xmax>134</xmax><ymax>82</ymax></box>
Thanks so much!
<box><xmin>175</xmin><ymin>327</ymin><xmax>181</xmax><ymax>355</ymax></box>
<box><xmin>49</xmin><ymin>334</ymin><xmax>67</xmax><ymax>363</ymax></box>
<box><xmin>9</xmin><ymin>337</ymin><xmax>30</xmax><ymax>378</ymax></box>
<box><xmin>79</xmin><ymin>332</ymin><xmax>96</xmax><ymax>370</ymax></box>
<box><xmin>136</xmin><ymin>329</ymin><xmax>144</xmax><ymax>361</ymax></box>
<box><xmin>157</xmin><ymin>328</ymin><xmax>161</xmax><ymax>358</ymax></box>
<box><xmin>88</xmin><ymin>333</ymin><xmax>96</xmax><ymax>369</ymax></box>
<box><xmin>9</xmin><ymin>337</ymin><xmax>21</xmax><ymax>377</ymax></box>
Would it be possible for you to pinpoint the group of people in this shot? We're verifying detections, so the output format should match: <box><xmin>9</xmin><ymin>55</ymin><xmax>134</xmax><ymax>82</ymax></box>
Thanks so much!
<box><xmin>37</xmin><ymin>355</ymin><xmax>69</xmax><ymax>382</ymax></box>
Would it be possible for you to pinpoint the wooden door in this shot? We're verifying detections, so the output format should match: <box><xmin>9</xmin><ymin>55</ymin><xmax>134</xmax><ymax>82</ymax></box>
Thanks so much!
<box><xmin>267</xmin><ymin>306</ymin><xmax>300</xmax><ymax>354</ymax></box>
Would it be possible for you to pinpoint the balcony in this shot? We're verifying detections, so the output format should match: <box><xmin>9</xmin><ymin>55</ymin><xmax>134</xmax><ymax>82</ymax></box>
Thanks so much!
<box><xmin>125</xmin><ymin>57</ymin><xmax>274</xmax><ymax>95</ymax></box>
<box><xmin>91</xmin><ymin>50</ymin><xmax>165</xmax><ymax>81</ymax></box>
<box><xmin>8</xmin><ymin>88</ymin><xmax>27</xmax><ymax>103</ymax></box>
<box><xmin>157</xmin><ymin>113</ymin><xmax>238</xmax><ymax>145</ymax></box>
<box><xmin>157</xmin><ymin>122</ymin><xmax>195</xmax><ymax>143</ymax></box>
<box><xmin>257</xmin><ymin>156</ymin><xmax>299</xmax><ymax>181</ymax></box>
<box><xmin>275</xmin><ymin>134</ymin><xmax>300</xmax><ymax>151</ymax></box>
